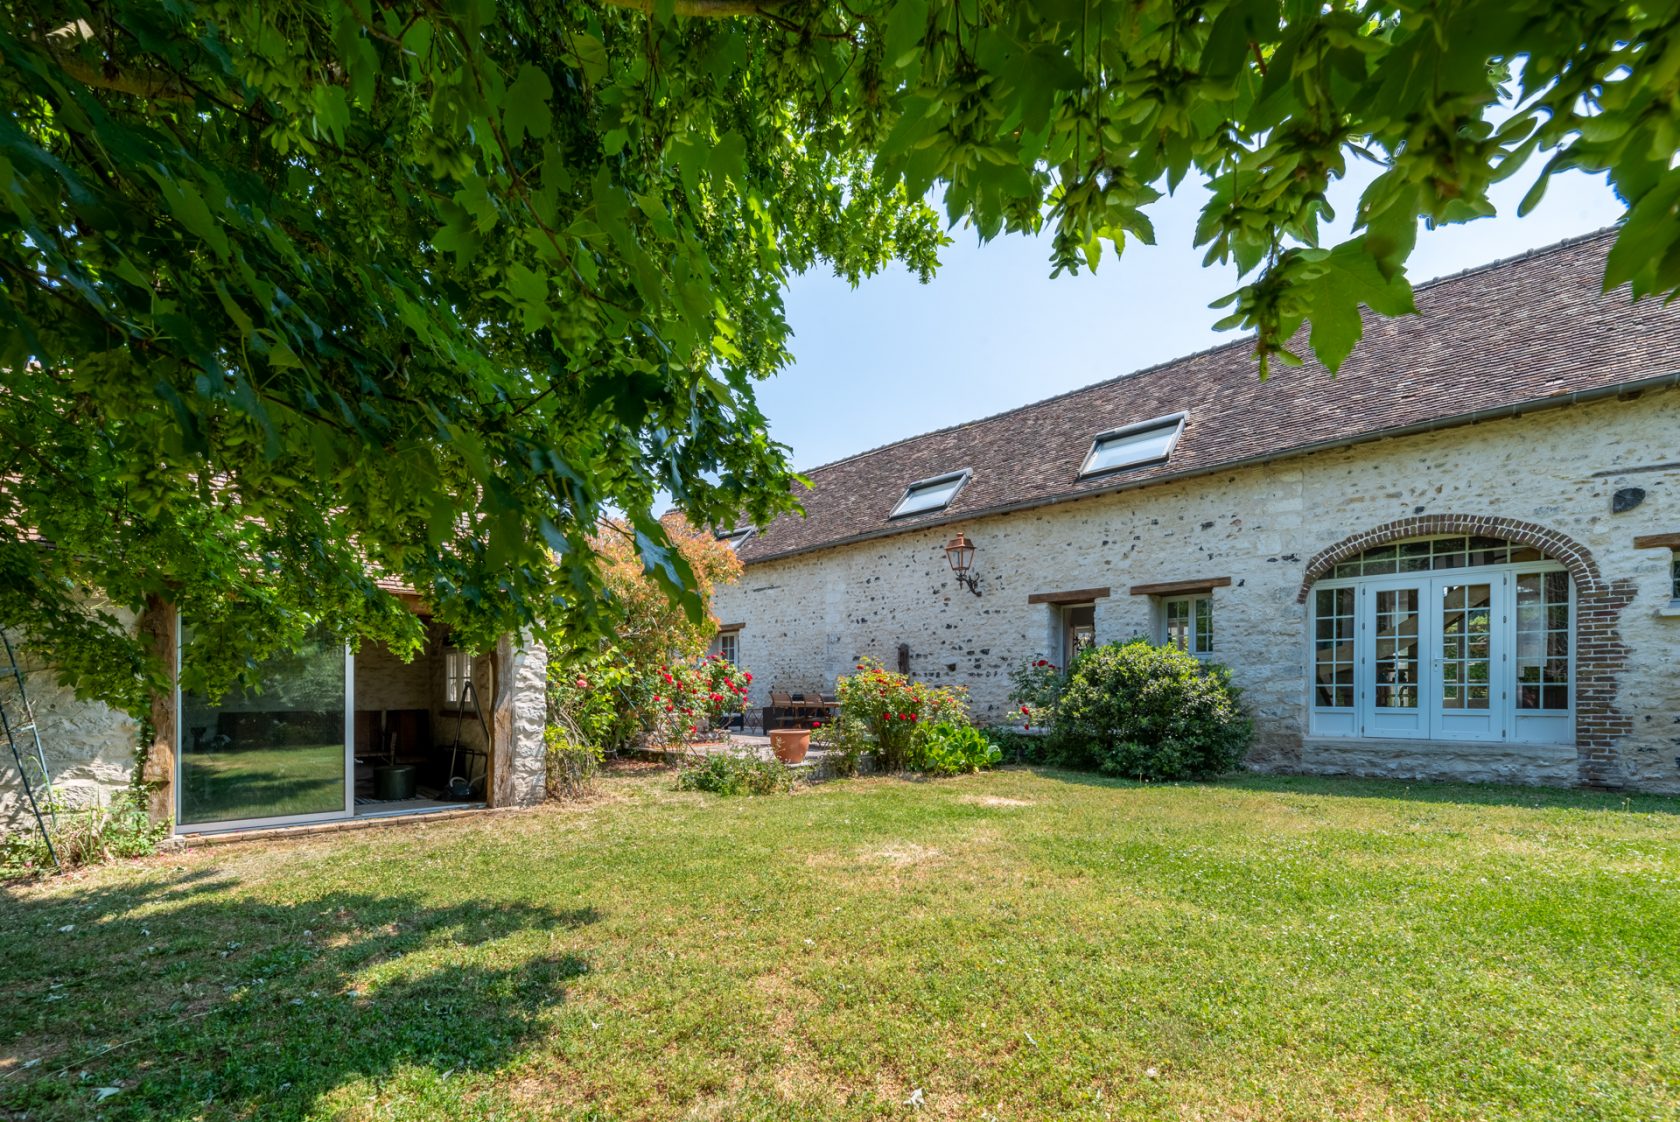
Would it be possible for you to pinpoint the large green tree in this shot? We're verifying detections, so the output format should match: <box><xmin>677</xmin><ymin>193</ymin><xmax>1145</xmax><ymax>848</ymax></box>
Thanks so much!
<box><xmin>3</xmin><ymin>0</ymin><xmax>1675</xmax><ymax>711</ymax></box>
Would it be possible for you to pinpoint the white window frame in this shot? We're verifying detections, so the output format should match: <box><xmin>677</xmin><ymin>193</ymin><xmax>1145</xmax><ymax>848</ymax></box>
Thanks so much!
<box><xmin>1079</xmin><ymin>412</ymin><xmax>1186</xmax><ymax>478</ymax></box>
<box><xmin>1159</xmin><ymin>594</ymin><xmax>1214</xmax><ymax>655</ymax></box>
<box><xmin>444</xmin><ymin>647</ymin><xmax>474</xmax><ymax>709</ymax></box>
<box><xmin>889</xmin><ymin>469</ymin><xmax>971</xmax><ymax>519</ymax></box>
<box><xmin>1307</xmin><ymin>550</ymin><xmax>1575</xmax><ymax>746</ymax></box>
<box><xmin>713</xmin><ymin>629</ymin><xmax>740</xmax><ymax>664</ymax></box>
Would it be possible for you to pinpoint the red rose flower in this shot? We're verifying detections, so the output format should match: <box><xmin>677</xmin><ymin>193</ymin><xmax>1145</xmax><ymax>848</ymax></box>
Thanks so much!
<box><xmin>1020</xmin><ymin>705</ymin><xmax>1030</xmax><ymax>714</ymax></box>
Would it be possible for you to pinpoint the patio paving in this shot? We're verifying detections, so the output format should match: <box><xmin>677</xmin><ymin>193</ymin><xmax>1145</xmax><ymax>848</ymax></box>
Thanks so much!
<box><xmin>633</xmin><ymin>734</ymin><xmax>866</xmax><ymax>777</ymax></box>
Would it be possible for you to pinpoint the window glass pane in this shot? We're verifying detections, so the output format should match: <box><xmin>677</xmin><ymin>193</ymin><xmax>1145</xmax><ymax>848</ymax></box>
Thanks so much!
<box><xmin>1083</xmin><ymin>419</ymin><xmax>1181</xmax><ymax>474</ymax></box>
<box><xmin>1373</xmin><ymin>588</ymin><xmax>1420</xmax><ymax>709</ymax></box>
<box><xmin>1194</xmin><ymin>597</ymin><xmax>1213</xmax><ymax>653</ymax></box>
<box><xmin>1064</xmin><ymin>603</ymin><xmax>1096</xmax><ymax>664</ymax></box>
<box><xmin>180</xmin><ymin>629</ymin><xmax>346</xmax><ymax>826</ymax></box>
<box><xmin>1439</xmin><ymin>582</ymin><xmax>1492</xmax><ymax>711</ymax></box>
<box><xmin>1164</xmin><ymin>598</ymin><xmax>1190</xmax><ymax>651</ymax></box>
<box><xmin>1339</xmin><ymin>536</ymin><xmax>1562</xmax><ymax>574</ymax></box>
<box><xmin>1516</xmin><ymin>570</ymin><xmax>1569</xmax><ymax>710</ymax></box>
<box><xmin>1360</xmin><ymin>545</ymin><xmax>1399</xmax><ymax>575</ymax></box>
<box><xmin>1313</xmin><ymin>587</ymin><xmax>1355</xmax><ymax>708</ymax></box>
<box><xmin>891</xmin><ymin>474</ymin><xmax>965</xmax><ymax>517</ymax></box>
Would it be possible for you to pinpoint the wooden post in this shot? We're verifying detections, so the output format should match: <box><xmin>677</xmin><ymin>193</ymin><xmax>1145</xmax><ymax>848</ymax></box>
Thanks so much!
<box><xmin>137</xmin><ymin>595</ymin><xmax>176</xmax><ymax>826</ymax></box>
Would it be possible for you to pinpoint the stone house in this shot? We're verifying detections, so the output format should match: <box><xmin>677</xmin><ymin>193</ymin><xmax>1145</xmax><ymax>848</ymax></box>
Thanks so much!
<box><xmin>712</xmin><ymin>230</ymin><xmax>1680</xmax><ymax>791</ymax></box>
<box><xmin>1</xmin><ymin>585</ymin><xmax>550</xmax><ymax>835</ymax></box>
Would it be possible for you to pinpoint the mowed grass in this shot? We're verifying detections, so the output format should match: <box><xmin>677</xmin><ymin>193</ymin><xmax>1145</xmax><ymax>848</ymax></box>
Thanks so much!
<box><xmin>3</xmin><ymin>767</ymin><xmax>1678</xmax><ymax>1121</ymax></box>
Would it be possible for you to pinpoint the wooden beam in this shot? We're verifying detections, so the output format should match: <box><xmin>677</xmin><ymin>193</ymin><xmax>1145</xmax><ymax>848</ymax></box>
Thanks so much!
<box><xmin>717</xmin><ymin>622</ymin><xmax>745</xmax><ymax>632</ymax></box>
<box><xmin>1026</xmin><ymin>587</ymin><xmax>1111</xmax><ymax>605</ymax></box>
<box><xmin>1129</xmin><ymin>576</ymin><xmax>1233</xmax><ymax>597</ymax></box>
<box><xmin>1633</xmin><ymin>532</ymin><xmax>1680</xmax><ymax>550</ymax></box>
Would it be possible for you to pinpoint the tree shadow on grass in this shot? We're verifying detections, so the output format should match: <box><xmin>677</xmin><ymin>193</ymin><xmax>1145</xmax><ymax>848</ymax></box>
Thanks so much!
<box><xmin>1024</xmin><ymin>764</ymin><xmax>1680</xmax><ymax>815</ymax></box>
<box><xmin>0</xmin><ymin>868</ymin><xmax>596</xmax><ymax>1120</ymax></box>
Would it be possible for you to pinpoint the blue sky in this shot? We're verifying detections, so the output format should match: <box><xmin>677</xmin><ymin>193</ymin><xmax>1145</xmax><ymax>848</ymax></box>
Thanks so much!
<box><xmin>766</xmin><ymin>166</ymin><xmax>1626</xmax><ymax>472</ymax></box>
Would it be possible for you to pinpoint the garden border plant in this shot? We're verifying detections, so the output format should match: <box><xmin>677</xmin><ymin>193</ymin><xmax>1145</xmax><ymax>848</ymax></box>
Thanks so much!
<box><xmin>833</xmin><ymin>658</ymin><xmax>995</xmax><ymax>776</ymax></box>
<box><xmin>1015</xmin><ymin>639</ymin><xmax>1253</xmax><ymax>782</ymax></box>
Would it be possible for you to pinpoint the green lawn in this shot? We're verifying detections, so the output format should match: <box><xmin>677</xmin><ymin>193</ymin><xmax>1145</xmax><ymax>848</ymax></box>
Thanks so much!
<box><xmin>3</xmin><ymin>768</ymin><xmax>1678</xmax><ymax>1121</ymax></box>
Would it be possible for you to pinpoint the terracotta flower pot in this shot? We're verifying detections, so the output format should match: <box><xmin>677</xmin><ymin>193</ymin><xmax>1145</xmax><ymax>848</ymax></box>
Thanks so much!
<box><xmin>769</xmin><ymin>728</ymin><xmax>810</xmax><ymax>764</ymax></box>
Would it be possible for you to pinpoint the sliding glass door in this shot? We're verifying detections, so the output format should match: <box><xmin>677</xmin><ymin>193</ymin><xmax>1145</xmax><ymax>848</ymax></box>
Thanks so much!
<box><xmin>177</xmin><ymin>628</ymin><xmax>353</xmax><ymax>831</ymax></box>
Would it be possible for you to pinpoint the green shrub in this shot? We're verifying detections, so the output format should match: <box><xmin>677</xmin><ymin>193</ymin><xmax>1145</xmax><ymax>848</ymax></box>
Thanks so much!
<box><xmin>543</xmin><ymin>723</ymin><xmax>604</xmax><ymax>801</ymax></box>
<box><xmin>835</xmin><ymin>658</ymin><xmax>969</xmax><ymax>771</ymax></box>
<box><xmin>908</xmin><ymin>722</ymin><xmax>1002</xmax><ymax>775</ymax></box>
<box><xmin>2</xmin><ymin>789</ymin><xmax>169</xmax><ymax>876</ymax></box>
<box><xmin>1055</xmin><ymin>640</ymin><xmax>1252</xmax><ymax>781</ymax></box>
<box><xmin>676</xmin><ymin>752</ymin><xmax>793</xmax><ymax>797</ymax></box>
<box><xmin>814</xmin><ymin>714</ymin><xmax>868</xmax><ymax>778</ymax></box>
<box><xmin>983</xmin><ymin>726</ymin><xmax>1047</xmax><ymax>766</ymax></box>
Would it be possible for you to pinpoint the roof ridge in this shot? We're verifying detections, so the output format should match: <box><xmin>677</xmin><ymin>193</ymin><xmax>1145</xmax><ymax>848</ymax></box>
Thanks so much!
<box><xmin>787</xmin><ymin>224</ymin><xmax>1623</xmax><ymax>480</ymax></box>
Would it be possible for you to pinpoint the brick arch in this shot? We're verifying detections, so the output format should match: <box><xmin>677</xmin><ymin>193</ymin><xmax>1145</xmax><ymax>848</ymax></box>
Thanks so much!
<box><xmin>1295</xmin><ymin>514</ymin><xmax>1633</xmax><ymax>789</ymax></box>
<box><xmin>1296</xmin><ymin>514</ymin><xmax>1604</xmax><ymax>603</ymax></box>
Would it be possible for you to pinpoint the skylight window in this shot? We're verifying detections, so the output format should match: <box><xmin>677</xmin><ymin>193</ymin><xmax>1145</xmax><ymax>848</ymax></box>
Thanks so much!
<box><xmin>1080</xmin><ymin>413</ymin><xmax>1186</xmax><ymax>478</ymax></box>
<box><xmin>889</xmin><ymin>470</ymin><xmax>970</xmax><ymax>519</ymax></box>
<box><xmin>716</xmin><ymin>527</ymin><xmax>754</xmax><ymax>550</ymax></box>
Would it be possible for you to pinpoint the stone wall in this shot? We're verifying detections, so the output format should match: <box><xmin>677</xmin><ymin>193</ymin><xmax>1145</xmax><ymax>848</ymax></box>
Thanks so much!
<box><xmin>712</xmin><ymin>388</ymin><xmax>1680</xmax><ymax>791</ymax></box>
<box><xmin>1</xmin><ymin>622</ymin><xmax>140</xmax><ymax>832</ymax></box>
<box><xmin>492</xmin><ymin>633</ymin><xmax>549</xmax><ymax>807</ymax></box>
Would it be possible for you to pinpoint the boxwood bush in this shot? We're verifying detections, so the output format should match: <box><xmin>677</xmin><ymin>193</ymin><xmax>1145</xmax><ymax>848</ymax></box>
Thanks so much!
<box><xmin>1054</xmin><ymin>640</ymin><xmax>1252</xmax><ymax>781</ymax></box>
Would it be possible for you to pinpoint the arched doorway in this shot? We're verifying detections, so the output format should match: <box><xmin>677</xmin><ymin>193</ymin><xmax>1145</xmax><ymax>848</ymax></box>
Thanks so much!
<box><xmin>1296</xmin><ymin>516</ymin><xmax>1633</xmax><ymax>784</ymax></box>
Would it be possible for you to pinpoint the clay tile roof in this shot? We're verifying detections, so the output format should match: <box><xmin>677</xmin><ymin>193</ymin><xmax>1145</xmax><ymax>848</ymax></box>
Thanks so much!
<box><xmin>736</xmin><ymin>227</ymin><xmax>1680</xmax><ymax>565</ymax></box>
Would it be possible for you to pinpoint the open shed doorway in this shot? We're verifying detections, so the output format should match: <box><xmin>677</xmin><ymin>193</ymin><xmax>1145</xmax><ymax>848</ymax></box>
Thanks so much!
<box><xmin>350</xmin><ymin>618</ymin><xmax>494</xmax><ymax>818</ymax></box>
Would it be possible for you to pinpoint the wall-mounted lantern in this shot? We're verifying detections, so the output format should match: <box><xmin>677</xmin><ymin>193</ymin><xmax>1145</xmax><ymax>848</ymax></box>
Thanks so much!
<box><xmin>944</xmin><ymin>532</ymin><xmax>981</xmax><ymax>597</ymax></box>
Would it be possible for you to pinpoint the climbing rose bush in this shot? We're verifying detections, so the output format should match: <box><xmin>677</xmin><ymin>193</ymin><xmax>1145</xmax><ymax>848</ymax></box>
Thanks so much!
<box><xmin>548</xmin><ymin>652</ymin><xmax>750</xmax><ymax>753</ymax></box>
<box><xmin>834</xmin><ymin>657</ymin><xmax>968</xmax><ymax>771</ymax></box>
<box><xmin>1007</xmin><ymin>657</ymin><xmax>1065</xmax><ymax>732</ymax></box>
<box><xmin>651</xmin><ymin>656</ymin><xmax>751</xmax><ymax>749</ymax></box>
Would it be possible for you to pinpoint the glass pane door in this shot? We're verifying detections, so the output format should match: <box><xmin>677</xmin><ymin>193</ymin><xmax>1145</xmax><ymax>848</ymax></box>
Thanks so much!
<box><xmin>1433</xmin><ymin>581</ymin><xmax>1499</xmax><ymax>741</ymax></box>
<box><xmin>1363</xmin><ymin>583</ymin><xmax>1426</xmax><ymax>738</ymax></box>
<box><xmin>178</xmin><ymin>630</ymin><xmax>351</xmax><ymax>829</ymax></box>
